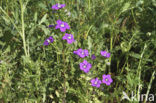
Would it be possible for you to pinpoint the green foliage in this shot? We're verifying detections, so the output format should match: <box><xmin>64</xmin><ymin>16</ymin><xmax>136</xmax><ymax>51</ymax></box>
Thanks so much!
<box><xmin>0</xmin><ymin>0</ymin><xmax>155</xmax><ymax>103</ymax></box>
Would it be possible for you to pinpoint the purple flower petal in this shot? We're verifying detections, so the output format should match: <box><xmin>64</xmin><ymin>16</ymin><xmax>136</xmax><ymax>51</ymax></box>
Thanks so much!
<box><xmin>73</xmin><ymin>48</ymin><xmax>89</xmax><ymax>58</ymax></box>
<box><xmin>55</xmin><ymin>20</ymin><xmax>70</xmax><ymax>32</ymax></box>
<box><xmin>43</xmin><ymin>36</ymin><xmax>54</xmax><ymax>46</ymax></box>
<box><xmin>83</xmin><ymin>60</ymin><xmax>88</xmax><ymax>65</ymax></box>
<box><xmin>101</xmin><ymin>50</ymin><xmax>111</xmax><ymax>58</ymax></box>
<box><xmin>48</xmin><ymin>25</ymin><xmax>55</xmax><ymax>28</ymax></box>
<box><xmin>62</xmin><ymin>33</ymin><xmax>75</xmax><ymax>44</ymax></box>
<box><xmin>73</xmin><ymin>51</ymin><xmax>77</xmax><ymax>54</ymax></box>
<box><xmin>91</xmin><ymin>54</ymin><xmax>96</xmax><ymax>60</ymax></box>
<box><xmin>84</xmin><ymin>49</ymin><xmax>89</xmax><ymax>56</ymax></box>
<box><xmin>56</xmin><ymin>20</ymin><xmax>62</xmax><ymax>24</ymax></box>
<box><xmin>52</xmin><ymin>4</ymin><xmax>66</xmax><ymax>10</ymax></box>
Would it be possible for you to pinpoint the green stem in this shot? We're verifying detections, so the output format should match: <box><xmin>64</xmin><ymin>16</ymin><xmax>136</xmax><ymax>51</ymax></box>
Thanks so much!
<box><xmin>137</xmin><ymin>43</ymin><xmax>147</xmax><ymax>99</ymax></box>
<box><xmin>1</xmin><ymin>1</ymin><xmax>2</xmax><ymax>7</ymax></box>
<box><xmin>120</xmin><ymin>55</ymin><xmax>128</xmax><ymax>74</ymax></box>
<box><xmin>131</xmin><ymin>9</ymin><xmax>137</xmax><ymax>24</ymax></box>
<box><xmin>62</xmin><ymin>46</ymin><xmax>66</xmax><ymax>103</ymax></box>
<box><xmin>109</xmin><ymin>27</ymin><xmax>114</xmax><ymax>73</ymax></box>
<box><xmin>144</xmin><ymin>71</ymin><xmax>155</xmax><ymax>103</ymax></box>
<box><xmin>88</xmin><ymin>0</ymin><xmax>91</xmax><ymax>10</ymax></box>
<box><xmin>6</xmin><ymin>0</ymin><xmax>8</xmax><ymax>14</ymax></box>
<box><xmin>20</xmin><ymin>0</ymin><xmax>28</xmax><ymax>56</ymax></box>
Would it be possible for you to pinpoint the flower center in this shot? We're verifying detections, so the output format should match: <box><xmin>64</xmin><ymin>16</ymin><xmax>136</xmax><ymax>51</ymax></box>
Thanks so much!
<box><xmin>105</xmin><ymin>78</ymin><xmax>108</xmax><ymax>81</ymax></box>
<box><xmin>83</xmin><ymin>65</ymin><xmax>86</xmax><ymax>68</ymax></box>
<box><xmin>68</xmin><ymin>36</ymin><xmax>71</xmax><ymax>39</ymax></box>
<box><xmin>81</xmin><ymin>52</ymin><xmax>84</xmax><ymax>55</ymax></box>
<box><xmin>104</xmin><ymin>53</ymin><xmax>107</xmax><ymax>56</ymax></box>
<box><xmin>57</xmin><ymin>4</ymin><xmax>61</xmax><ymax>8</ymax></box>
<box><xmin>47</xmin><ymin>39</ymin><xmax>51</xmax><ymax>43</ymax></box>
<box><xmin>61</xmin><ymin>24</ymin><xmax>65</xmax><ymax>27</ymax></box>
<box><xmin>94</xmin><ymin>80</ymin><xmax>98</xmax><ymax>84</ymax></box>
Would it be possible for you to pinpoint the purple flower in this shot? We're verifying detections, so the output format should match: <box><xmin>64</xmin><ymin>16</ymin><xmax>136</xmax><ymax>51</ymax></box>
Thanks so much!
<box><xmin>73</xmin><ymin>49</ymin><xmax>89</xmax><ymax>58</ymax></box>
<box><xmin>47</xmin><ymin>24</ymin><xmax>56</xmax><ymax>28</ymax></box>
<box><xmin>43</xmin><ymin>36</ymin><xmax>54</xmax><ymax>46</ymax></box>
<box><xmin>52</xmin><ymin>4</ymin><xmax>65</xmax><ymax>10</ymax></box>
<box><xmin>62</xmin><ymin>33</ymin><xmax>75</xmax><ymax>44</ymax></box>
<box><xmin>73</xmin><ymin>50</ymin><xmax>77</xmax><ymax>54</ymax></box>
<box><xmin>55</xmin><ymin>20</ymin><xmax>70</xmax><ymax>32</ymax></box>
<box><xmin>101</xmin><ymin>50</ymin><xmax>111</xmax><ymax>58</ymax></box>
<box><xmin>91</xmin><ymin>78</ymin><xmax>102</xmax><ymax>88</ymax></box>
<box><xmin>79</xmin><ymin>60</ymin><xmax>92</xmax><ymax>73</ymax></box>
<box><xmin>91</xmin><ymin>54</ymin><xmax>96</xmax><ymax>60</ymax></box>
<box><xmin>102</xmin><ymin>74</ymin><xmax>113</xmax><ymax>86</ymax></box>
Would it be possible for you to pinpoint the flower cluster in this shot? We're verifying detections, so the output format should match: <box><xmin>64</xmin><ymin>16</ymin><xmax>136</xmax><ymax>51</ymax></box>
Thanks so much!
<box><xmin>91</xmin><ymin>74</ymin><xmax>113</xmax><ymax>88</ymax></box>
<box><xmin>90</xmin><ymin>52</ymin><xmax>112</xmax><ymax>88</ymax></box>
<box><xmin>43</xmin><ymin>3</ymin><xmax>113</xmax><ymax>88</ymax></box>
<box><xmin>73</xmin><ymin>49</ymin><xmax>89</xmax><ymax>58</ymax></box>
<box><xmin>43</xmin><ymin>4</ymin><xmax>75</xmax><ymax>45</ymax></box>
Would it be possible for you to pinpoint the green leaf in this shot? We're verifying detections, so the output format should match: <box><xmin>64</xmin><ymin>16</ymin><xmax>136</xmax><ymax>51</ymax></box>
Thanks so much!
<box><xmin>87</xmin><ymin>36</ymin><xmax>92</xmax><ymax>51</ymax></box>
<box><xmin>34</xmin><ymin>12</ymin><xmax>38</xmax><ymax>23</ymax></box>
<box><xmin>39</xmin><ymin>14</ymin><xmax>47</xmax><ymax>25</ymax></box>
<box><xmin>55</xmin><ymin>90</ymin><xmax>60</xmax><ymax>97</ymax></box>
<box><xmin>39</xmin><ymin>25</ymin><xmax>50</xmax><ymax>35</ymax></box>
<box><xmin>129</xmin><ymin>52</ymin><xmax>141</xmax><ymax>59</ymax></box>
<box><xmin>121</xmin><ymin>2</ymin><xmax>131</xmax><ymax>13</ymax></box>
<box><xmin>120</xmin><ymin>41</ymin><xmax>131</xmax><ymax>52</ymax></box>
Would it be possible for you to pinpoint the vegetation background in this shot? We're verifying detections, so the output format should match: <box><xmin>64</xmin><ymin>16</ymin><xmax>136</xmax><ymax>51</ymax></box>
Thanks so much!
<box><xmin>0</xmin><ymin>0</ymin><xmax>156</xmax><ymax>103</ymax></box>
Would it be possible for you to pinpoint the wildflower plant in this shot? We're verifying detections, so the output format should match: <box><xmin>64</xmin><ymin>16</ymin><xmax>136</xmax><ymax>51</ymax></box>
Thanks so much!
<box><xmin>0</xmin><ymin>0</ymin><xmax>155</xmax><ymax>103</ymax></box>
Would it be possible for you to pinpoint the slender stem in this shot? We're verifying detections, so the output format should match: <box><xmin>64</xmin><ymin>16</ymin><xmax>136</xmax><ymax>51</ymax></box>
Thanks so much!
<box><xmin>6</xmin><ymin>0</ymin><xmax>8</xmax><ymax>14</ymax></box>
<box><xmin>62</xmin><ymin>48</ymin><xmax>66</xmax><ymax>103</ymax></box>
<box><xmin>137</xmin><ymin>43</ymin><xmax>147</xmax><ymax>99</ymax></box>
<box><xmin>120</xmin><ymin>55</ymin><xmax>128</xmax><ymax>74</ymax></box>
<box><xmin>109</xmin><ymin>26</ymin><xmax>114</xmax><ymax>73</ymax></box>
<box><xmin>131</xmin><ymin>9</ymin><xmax>137</xmax><ymax>25</ymax></box>
<box><xmin>88</xmin><ymin>0</ymin><xmax>91</xmax><ymax>10</ymax></box>
<box><xmin>20</xmin><ymin>0</ymin><xmax>28</xmax><ymax>56</ymax></box>
<box><xmin>144</xmin><ymin>71</ymin><xmax>155</xmax><ymax>103</ymax></box>
<box><xmin>1</xmin><ymin>1</ymin><xmax>2</xmax><ymax>6</ymax></box>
